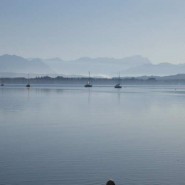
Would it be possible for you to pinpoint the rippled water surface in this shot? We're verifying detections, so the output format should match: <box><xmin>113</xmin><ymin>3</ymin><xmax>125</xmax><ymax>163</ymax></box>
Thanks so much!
<box><xmin>1</xmin><ymin>85</ymin><xmax>185</xmax><ymax>185</ymax></box>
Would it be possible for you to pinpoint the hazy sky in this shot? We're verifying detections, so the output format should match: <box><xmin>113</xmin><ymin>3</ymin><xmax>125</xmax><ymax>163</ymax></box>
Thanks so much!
<box><xmin>0</xmin><ymin>0</ymin><xmax>185</xmax><ymax>63</ymax></box>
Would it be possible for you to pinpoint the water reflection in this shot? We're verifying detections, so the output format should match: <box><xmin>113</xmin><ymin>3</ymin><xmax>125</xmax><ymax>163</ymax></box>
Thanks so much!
<box><xmin>87</xmin><ymin>88</ymin><xmax>92</xmax><ymax>104</ymax></box>
<box><xmin>1</xmin><ymin>86</ymin><xmax>185</xmax><ymax>185</ymax></box>
<box><xmin>116</xmin><ymin>89</ymin><xmax>121</xmax><ymax>104</ymax></box>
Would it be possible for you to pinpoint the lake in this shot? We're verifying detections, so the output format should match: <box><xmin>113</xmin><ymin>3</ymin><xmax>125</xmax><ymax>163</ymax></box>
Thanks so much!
<box><xmin>0</xmin><ymin>85</ymin><xmax>185</xmax><ymax>185</ymax></box>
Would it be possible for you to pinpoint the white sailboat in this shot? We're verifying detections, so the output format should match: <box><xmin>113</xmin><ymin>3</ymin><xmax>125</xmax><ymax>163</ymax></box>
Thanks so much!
<box><xmin>26</xmin><ymin>74</ymin><xmax>31</xmax><ymax>87</ymax></box>
<box><xmin>84</xmin><ymin>72</ymin><xmax>92</xmax><ymax>87</ymax></box>
<box><xmin>114</xmin><ymin>73</ymin><xmax>122</xmax><ymax>88</ymax></box>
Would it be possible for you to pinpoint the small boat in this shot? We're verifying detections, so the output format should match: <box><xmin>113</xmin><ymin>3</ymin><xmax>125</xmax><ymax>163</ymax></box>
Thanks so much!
<box><xmin>84</xmin><ymin>82</ymin><xmax>92</xmax><ymax>88</ymax></box>
<box><xmin>84</xmin><ymin>72</ymin><xmax>92</xmax><ymax>87</ymax></box>
<box><xmin>114</xmin><ymin>83</ymin><xmax>122</xmax><ymax>88</ymax></box>
<box><xmin>26</xmin><ymin>74</ymin><xmax>31</xmax><ymax>88</ymax></box>
<box><xmin>1</xmin><ymin>79</ymin><xmax>4</xmax><ymax>86</ymax></box>
<box><xmin>114</xmin><ymin>73</ymin><xmax>122</xmax><ymax>88</ymax></box>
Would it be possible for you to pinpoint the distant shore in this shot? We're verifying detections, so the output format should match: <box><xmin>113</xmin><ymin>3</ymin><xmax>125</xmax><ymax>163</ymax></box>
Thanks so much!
<box><xmin>1</xmin><ymin>75</ymin><xmax>185</xmax><ymax>85</ymax></box>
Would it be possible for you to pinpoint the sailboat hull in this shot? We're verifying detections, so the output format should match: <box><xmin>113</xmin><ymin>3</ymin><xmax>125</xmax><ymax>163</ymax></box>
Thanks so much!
<box><xmin>114</xmin><ymin>84</ymin><xmax>122</xmax><ymax>88</ymax></box>
<box><xmin>26</xmin><ymin>84</ymin><xmax>30</xmax><ymax>88</ymax></box>
<box><xmin>84</xmin><ymin>84</ymin><xmax>92</xmax><ymax>87</ymax></box>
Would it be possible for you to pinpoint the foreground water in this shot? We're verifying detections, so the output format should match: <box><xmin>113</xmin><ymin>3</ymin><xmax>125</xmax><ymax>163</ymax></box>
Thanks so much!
<box><xmin>0</xmin><ymin>85</ymin><xmax>185</xmax><ymax>185</ymax></box>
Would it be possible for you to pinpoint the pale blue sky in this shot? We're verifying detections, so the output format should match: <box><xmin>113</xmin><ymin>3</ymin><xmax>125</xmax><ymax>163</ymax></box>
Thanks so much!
<box><xmin>0</xmin><ymin>0</ymin><xmax>185</xmax><ymax>63</ymax></box>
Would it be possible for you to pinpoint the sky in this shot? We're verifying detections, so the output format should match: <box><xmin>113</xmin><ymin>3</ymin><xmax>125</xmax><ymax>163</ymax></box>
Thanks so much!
<box><xmin>0</xmin><ymin>0</ymin><xmax>185</xmax><ymax>64</ymax></box>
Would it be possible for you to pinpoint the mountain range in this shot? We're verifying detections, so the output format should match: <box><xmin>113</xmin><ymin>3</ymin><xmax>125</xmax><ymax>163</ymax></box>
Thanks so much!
<box><xmin>0</xmin><ymin>55</ymin><xmax>52</xmax><ymax>76</ymax></box>
<box><xmin>0</xmin><ymin>54</ymin><xmax>185</xmax><ymax>77</ymax></box>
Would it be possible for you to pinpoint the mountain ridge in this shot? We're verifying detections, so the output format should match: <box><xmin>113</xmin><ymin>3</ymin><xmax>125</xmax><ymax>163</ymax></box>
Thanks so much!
<box><xmin>0</xmin><ymin>54</ymin><xmax>185</xmax><ymax>77</ymax></box>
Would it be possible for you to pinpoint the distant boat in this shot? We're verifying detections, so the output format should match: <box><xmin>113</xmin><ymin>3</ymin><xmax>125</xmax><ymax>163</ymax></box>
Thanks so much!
<box><xmin>26</xmin><ymin>74</ymin><xmax>31</xmax><ymax>88</ymax></box>
<box><xmin>84</xmin><ymin>72</ymin><xmax>92</xmax><ymax>87</ymax></box>
<box><xmin>1</xmin><ymin>79</ymin><xmax>4</xmax><ymax>86</ymax></box>
<box><xmin>114</xmin><ymin>83</ymin><xmax>122</xmax><ymax>88</ymax></box>
<box><xmin>84</xmin><ymin>82</ymin><xmax>92</xmax><ymax>88</ymax></box>
<box><xmin>114</xmin><ymin>73</ymin><xmax>122</xmax><ymax>88</ymax></box>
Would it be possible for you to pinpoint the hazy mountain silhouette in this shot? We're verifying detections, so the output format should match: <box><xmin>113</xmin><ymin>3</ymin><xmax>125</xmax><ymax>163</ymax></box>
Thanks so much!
<box><xmin>44</xmin><ymin>55</ymin><xmax>151</xmax><ymax>76</ymax></box>
<box><xmin>1</xmin><ymin>54</ymin><xmax>185</xmax><ymax>77</ymax></box>
<box><xmin>0</xmin><ymin>54</ymin><xmax>53</xmax><ymax>75</ymax></box>
<box><xmin>123</xmin><ymin>63</ymin><xmax>185</xmax><ymax>76</ymax></box>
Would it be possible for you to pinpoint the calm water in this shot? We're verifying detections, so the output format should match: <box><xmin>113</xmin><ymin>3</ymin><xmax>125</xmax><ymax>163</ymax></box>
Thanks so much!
<box><xmin>1</xmin><ymin>85</ymin><xmax>185</xmax><ymax>185</ymax></box>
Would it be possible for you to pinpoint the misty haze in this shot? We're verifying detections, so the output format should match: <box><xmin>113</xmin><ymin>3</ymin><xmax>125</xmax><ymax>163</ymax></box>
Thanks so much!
<box><xmin>1</xmin><ymin>1</ymin><xmax>185</xmax><ymax>185</ymax></box>
<box><xmin>1</xmin><ymin>54</ymin><xmax>185</xmax><ymax>78</ymax></box>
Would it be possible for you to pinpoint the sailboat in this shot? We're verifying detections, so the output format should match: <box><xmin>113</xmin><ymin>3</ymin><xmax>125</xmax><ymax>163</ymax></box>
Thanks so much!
<box><xmin>114</xmin><ymin>73</ymin><xmax>122</xmax><ymax>88</ymax></box>
<box><xmin>84</xmin><ymin>72</ymin><xmax>92</xmax><ymax>87</ymax></box>
<box><xmin>26</xmin><ymin>74</ymin><xmax>31</xmax><ymax>87</ymax></box>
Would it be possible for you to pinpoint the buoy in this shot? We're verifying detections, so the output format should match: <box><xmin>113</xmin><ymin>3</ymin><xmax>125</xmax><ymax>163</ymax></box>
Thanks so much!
<box><xmin>106</xmin><ymin>180</ymin><xmax>116</xmax><ymax>185</ymax></box>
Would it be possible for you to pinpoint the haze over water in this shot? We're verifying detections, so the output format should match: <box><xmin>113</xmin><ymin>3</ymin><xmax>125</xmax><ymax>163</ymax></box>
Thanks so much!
<box><xmin>1</xmin><ymin>85</ymin><xmax>185</xmax><ymax>185</ymax></box>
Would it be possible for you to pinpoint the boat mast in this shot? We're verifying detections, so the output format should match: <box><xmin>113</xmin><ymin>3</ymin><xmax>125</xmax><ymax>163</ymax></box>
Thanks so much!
<box><xmin>84</xmin><ymin>71</ymin><xmax>92</xmax><ymax>87</ymax></box>
<box><xmin>118</xmin><ymin>72</ymin><xmax>120</xmax><ymax>84</ymax></box>
<box><xmin>88</xmin><ymin>71</ymin><xmax>90</xmax><ymax>84</ymax></box>
<box><xmin>27</xmin><ymin>74</ymin><xmax>30</xmax><ymax>85</ymax></box>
